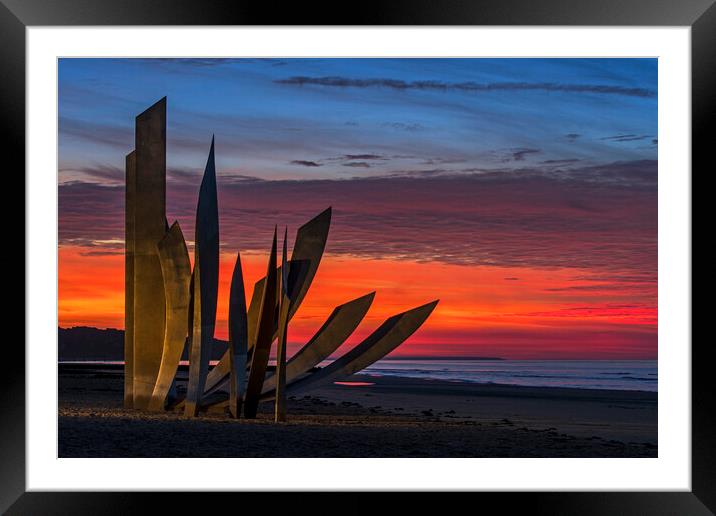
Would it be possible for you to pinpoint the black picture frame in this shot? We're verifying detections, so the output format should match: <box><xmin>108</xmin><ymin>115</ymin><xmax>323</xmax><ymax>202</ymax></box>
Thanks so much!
<box><xmin>4</xmin><ymin>1</ymin><xmax>710</xmax><ymax>513</ymax></box>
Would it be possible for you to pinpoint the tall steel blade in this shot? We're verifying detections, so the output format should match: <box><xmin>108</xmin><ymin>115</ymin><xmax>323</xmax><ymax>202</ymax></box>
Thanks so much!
<box><xmin>124</xmin><ymin>150</ymin><xmax>136</xmax><ymax>408</ymax></box>
<box><xmin>131</xmin><ymin>97</ymin><xmax>167</xmax><ymax>410</ymax></box>
<box><xmin>243</xmin><ymin>228</ymin><xmax>278</xmax><ymax>418</ymax></box>
<box><xmin>149</xmin><ymin>222</ymin><xmax>191</xmax><ymax>411</ymax></box>
<box><xmin>228</xmin><ymin>250</ymin><xmax>248</xmax><ymax>418</ymax></box>
<box><xmin>184</xmin><ymin>137</ymin><xmax>220</xmax><ymax>417</ymax></box>
<box><xmin>275</xmin><ymin>228</ymin><xmax>290</xmax><ymax>422</ymax></box>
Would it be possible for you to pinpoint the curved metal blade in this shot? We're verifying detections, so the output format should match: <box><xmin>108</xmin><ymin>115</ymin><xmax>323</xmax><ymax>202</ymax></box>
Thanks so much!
<box><xmin>148</xmin><ymin>222</ymin><xmax>191</xmax><ymax>411</ymax></box>
<box><xmin>274</xmin><ymin>227</ymin><xmax>290</xmax><ymax>422</ymax></box>
<box><xmin>228</xmin><ymin>250</ymin><xmax>248</xmax><ymax>418</ymax></box>
<box><xmin>243</xmin><ymin>228</ymin><xmax>278</xmax><ymax>418</ymax></box>
<box><xmin>185</xmin><ymin>137</ymin><xmax>220</xmax><ymax>417</ymax></box>
<box><xmin>261</xmin><ymin>292</ymin><xmax>375</xmax><ymax>398</ymax></box>
<box><xmin>284</xmin><ymin>300</ymin><xmax>439</xmax><ymax>396</ymax></box>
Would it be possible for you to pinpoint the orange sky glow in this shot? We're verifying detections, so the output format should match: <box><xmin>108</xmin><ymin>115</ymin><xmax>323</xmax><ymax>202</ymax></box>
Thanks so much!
<box><xmin>59</xmin><ymin>245</ymin><xmax>656</xmax><ymax>359</ymax></box>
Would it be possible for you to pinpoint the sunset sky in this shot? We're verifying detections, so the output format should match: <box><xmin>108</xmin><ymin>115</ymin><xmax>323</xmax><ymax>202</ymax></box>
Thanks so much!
<box><xmin>58</xmin><ymin>58</ymin><xmax>658</xmax><ymax>359</ymax></box>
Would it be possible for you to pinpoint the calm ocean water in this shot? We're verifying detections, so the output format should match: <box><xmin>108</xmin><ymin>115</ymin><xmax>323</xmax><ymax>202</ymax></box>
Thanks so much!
<box><xmin>346</xmin><ymin>359</ymin><xmax>658</xmax><ymax>392</ymax></box>
<box><xmin>62</xmin><ymin>359</ymin><xmax>657</xmax><ymax>392</ymax></box>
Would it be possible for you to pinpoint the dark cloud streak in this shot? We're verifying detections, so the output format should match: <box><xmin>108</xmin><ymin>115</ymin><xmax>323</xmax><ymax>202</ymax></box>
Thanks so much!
<box><xmin>290</xmin><ymin>160</ymin><xmax>322</xmax><ymax>167</ymax></box>
<box><xmin>601</xmin><ymin>134</ymin><xmax>651</xmax><ymax>142</ymax></box>
<box><xmin>275</xmin><ymin>76</ymin><xmax>656</xmax><ymax>98</ymax></box>
<box><xmin>511</xmin><ymin>148</ymin><xmax>540</xmax><ymax>161</ymax></box>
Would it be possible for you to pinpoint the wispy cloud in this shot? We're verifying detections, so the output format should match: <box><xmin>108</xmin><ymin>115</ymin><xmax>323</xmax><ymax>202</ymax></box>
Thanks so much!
<box><xmin>59</xmin><ymin>164</ymin><xmax>124</xmax><ymax>184</ymax></box>
<box><xmin>476</xmin><ymin>148</ymin><xmax>542</xmax><ymax>164</ymax></box>
<box><xmin>541</xmin><ymin>158</ymin><xmax>581</xmax><ymax>165</ymax></box>
<box><xmin>332</xmin><ymin>154</ymin><xmax>385</xmax><ymax>161</ymax></box>
<box><xmin>511</xmin><ymin>148</ymin><xmax>541</xmax><ymax>161</ymax></box>
<box><xmin>131</xmin><ymin>58</ymin><xmax>289</xmax><ymax>69</ymax></box>
<box><xmin>59</xmin><ymin>116</ymin><xmax>208</xmax><ymax>153</ymax></box>
<box><xmin>601</xmin><ymin>134</ymin><xmax>651</xmax><ymax>142</ymax></box>
<box><xmin>382</xmin><ymin>122</ymin><xmax>425</xmax><ymax>132</ymax></box>
<box><xmin>275</xmin><ymin>76</ymin><xmax>656</xmax><ymax>98</ymax></box>
<box><xmin>290</xmin><ymin>160</ymin><xmax>322</xmax><ymax>167</ymax></box>
<box><xmin>133</xmin><ymin>58</ymin><xmax>238</xmax><ymax>67</ymax></box>
<box><xmin>59</xmin><ymin>117</ymin><xmax>133</xmax><ymax>150</ymax></box>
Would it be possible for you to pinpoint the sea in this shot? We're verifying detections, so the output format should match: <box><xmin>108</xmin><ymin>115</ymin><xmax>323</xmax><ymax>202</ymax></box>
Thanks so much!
<box><xmin>352</xmin><ymin>359</ymin><xmax>657</xmax><ymax>392</ymax></box>
<box><xmin>60</xmin><ymin>359</ymin><xmax>657</xmax><ymax>392</ymax></box>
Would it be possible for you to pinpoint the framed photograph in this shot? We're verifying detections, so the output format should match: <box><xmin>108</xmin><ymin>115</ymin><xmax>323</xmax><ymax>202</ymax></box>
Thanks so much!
<box><xmin>6</xmin><ymin>0</ymin><xmax>710</xmax><ymax>513</ymax></box>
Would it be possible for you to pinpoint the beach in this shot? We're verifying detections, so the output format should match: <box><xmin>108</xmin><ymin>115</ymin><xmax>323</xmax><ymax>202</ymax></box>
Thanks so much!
<box><xmin>58</xmin><ymin>364</ymin><xmax>657</xmax><ymax>457</ymax></box>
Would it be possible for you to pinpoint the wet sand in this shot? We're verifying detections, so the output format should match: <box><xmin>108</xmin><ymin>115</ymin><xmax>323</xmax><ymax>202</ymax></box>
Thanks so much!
<box><xmin>58</xmin><ymin>365</ymin><xmax>657</xmax><ymax>457</ymax></box>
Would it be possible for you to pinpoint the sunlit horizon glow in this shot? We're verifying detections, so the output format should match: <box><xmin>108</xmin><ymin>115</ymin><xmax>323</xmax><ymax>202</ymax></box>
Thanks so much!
<box><xmin>58</xmin><ymin>58</ymin><xmax>657</xmax><ymax>360</ymax></box>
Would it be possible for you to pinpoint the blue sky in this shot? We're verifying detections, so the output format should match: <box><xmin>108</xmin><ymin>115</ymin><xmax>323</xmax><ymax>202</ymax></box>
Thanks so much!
<box><xmin>58</xmin><ymin>58</ymin><xmax>657</xmax><ymax>184</ymax></box>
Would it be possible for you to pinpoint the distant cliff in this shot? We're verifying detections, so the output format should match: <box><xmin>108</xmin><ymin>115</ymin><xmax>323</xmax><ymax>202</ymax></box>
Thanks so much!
<box><xmin>58</xmin><ymin>327</ymin><xmax>229</xmax><ymax>361</ymax></box>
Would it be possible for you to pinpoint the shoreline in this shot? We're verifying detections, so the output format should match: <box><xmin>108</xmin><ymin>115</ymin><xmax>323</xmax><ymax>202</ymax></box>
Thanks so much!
<box><xmin>57</xmin><ymin>361</ymin><xmax>658</xmax><ymax>395</ymax></box>
<box><xmin>358</xmin><ymin>374</ymin><xmax>657</xmax><ymax>395</ymax></box>
<box><xmin>58</xmin><ymin>365</ymin><xmax>657</xmax><ymax>458</ymax></box>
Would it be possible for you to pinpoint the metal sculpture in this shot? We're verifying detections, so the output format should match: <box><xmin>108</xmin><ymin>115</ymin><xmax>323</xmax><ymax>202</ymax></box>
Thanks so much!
<box><xmin>284</xmin><ymin>207</ymin><xmax>331</xmax><ymax>318</ymax></box>
<box><xmin>260</xmin><ymin>292</ymin><xmax>375</xmax><ymax>396</ymax></box>
<box><xmin>148</xmin><ymin>222</ymin><xmax>191</xmax><ymax>411</ymax></box>
<box><xmin>202</xmin><ymin>208</ymin><xmax>331</xmax><ymax>394</ymax></box>
<box><xmin>228</xmin><ymin>250</ymin><xmax>248</xmax><ymax>418</ymax></box>
<box><xmin>184</xmin><ymin>138</ymin><xmax>220</xmax><ymax>417</ymax></box>
<box><xmin>282</xmin><ymin>301</ymin><xmax>439</xmax><ymax>396</ymax></box>
<box><xmin>243</xmin><ymin>229</ymin><xmax>278</xmax><ymax>419</ymax></box>
<box><xmin>123</xmin><ymin>98</ymin><xmax>438</xmax><ymax>420</ymax></box>
<box><xmin>274</xmin><ymin>229</ymin><xmax>290</xmax><ymax>422</ymax></box>
<box><xmin>124</xmin><ymin>151</ymin><xmax>136</xmax><ymax>408</ymax></box>
<box><xmin>128</xmin><ymin>98</ymin><xmax>167</xmax><ymax>410</ymax></box>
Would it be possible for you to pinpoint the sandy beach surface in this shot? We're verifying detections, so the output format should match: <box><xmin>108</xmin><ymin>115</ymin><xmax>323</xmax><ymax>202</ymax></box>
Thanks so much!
<box><xmin>58</xmin><ymin>365</ymin><xmax>657</xmax><ymax>457</ymax></box>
